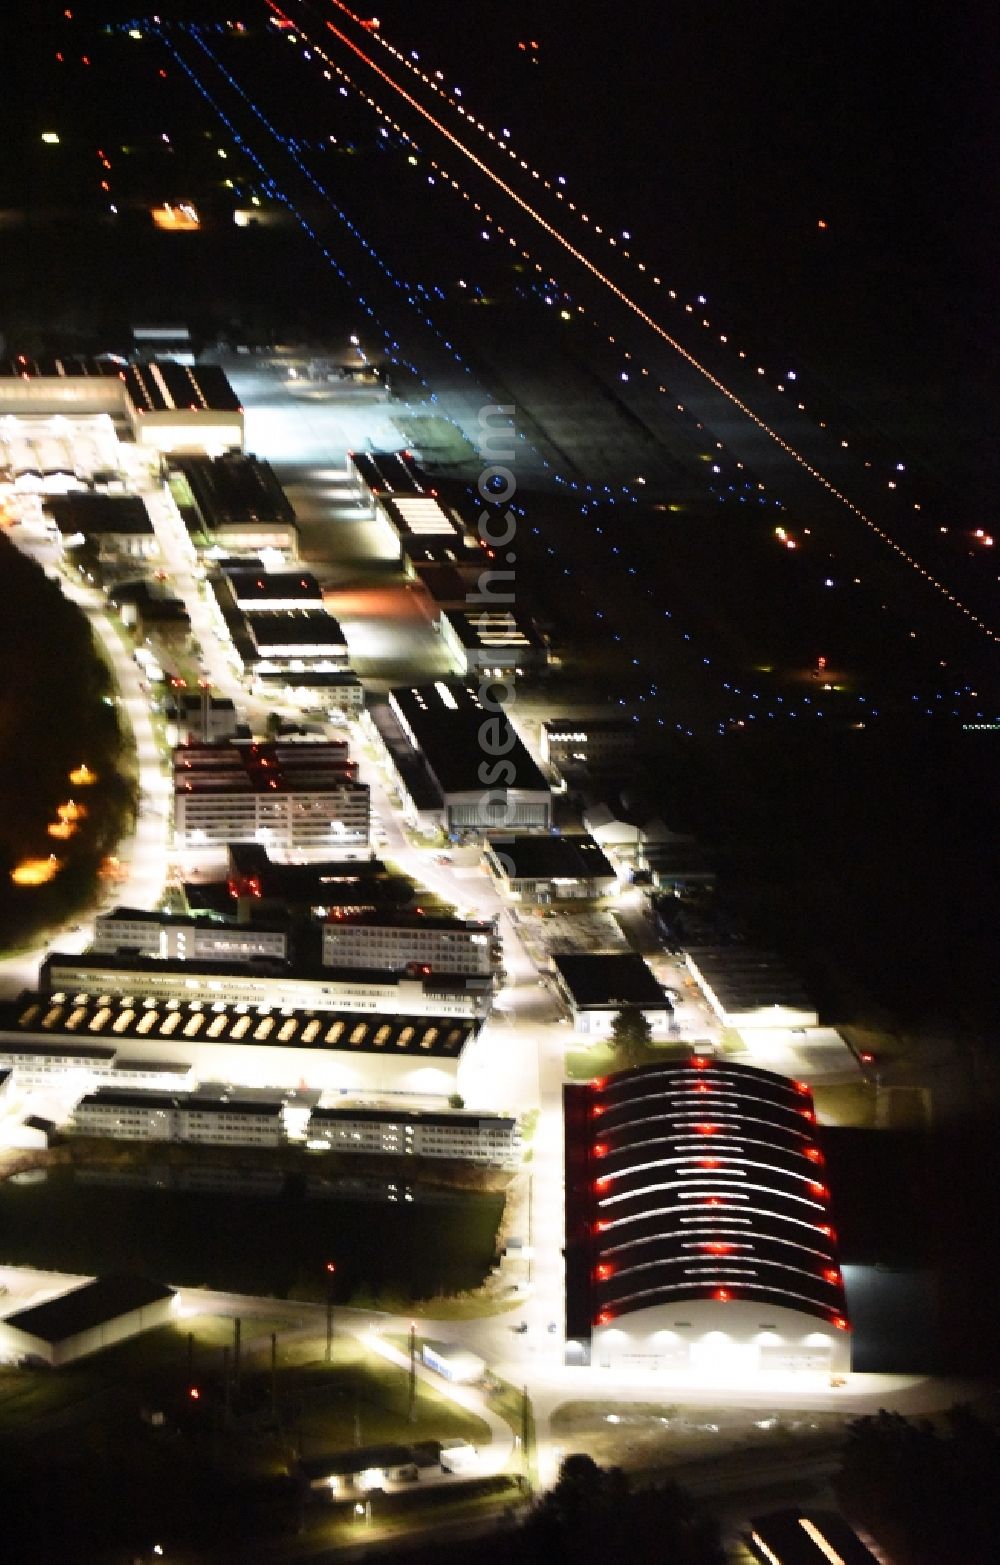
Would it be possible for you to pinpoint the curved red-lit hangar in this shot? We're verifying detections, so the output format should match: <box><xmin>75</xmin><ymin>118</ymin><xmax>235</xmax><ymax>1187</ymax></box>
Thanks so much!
<box><xmin>563</xmin><ymin>1059</ymin><xmax>851</xmax><ymax>1374</ymax></box>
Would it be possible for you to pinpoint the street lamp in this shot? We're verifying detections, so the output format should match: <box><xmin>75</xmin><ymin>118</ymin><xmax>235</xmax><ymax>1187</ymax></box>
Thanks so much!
<box><xmin>324</xmin><ymin>1261</ymin><xmax>336</xmax><ymax>1363</ymax></box>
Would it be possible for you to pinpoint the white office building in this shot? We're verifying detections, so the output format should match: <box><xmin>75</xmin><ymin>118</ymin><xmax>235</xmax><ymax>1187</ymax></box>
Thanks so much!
<box><xmin>70</xmin><ymin>1090</ymin><xmax>285</xmax><ymax>1148</ymax></box>
<box><xmin>92</xmin><ymin>909</ymin><xmax>289</xmax><ymax>963</ymax></box>
<box><xmin>320</xmin><ymin>915</ymin><xmax>498</xmax><ymax>977</ymax></box>
<box><xmin>306</xmin><ymin>1105</ymin><xmax>519</xmax><ymax>1166</ymax></box>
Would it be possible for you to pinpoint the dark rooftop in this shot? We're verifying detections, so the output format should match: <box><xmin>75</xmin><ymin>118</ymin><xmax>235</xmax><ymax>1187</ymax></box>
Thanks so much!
<box><xmin>388</xmin><ymin>684</ymin><xmax>548</xmax><ymax>797</ymax></box>
<box><xmin>124</xmin><ymin>361</ymin><xmax>241</xmax><ymax>415</ymax></box>
<box><xmin>76</xmin><ymin>1089</ymin><xmax>282</xmax><ymax>1118</ymax></box>
<box><xmin>225</xmin><ymin>569</ymin><xmax>323</xmax><ymax>606</ymax></box>
<box><xmin>172</xmin><ymin>453</ymin><xmax>295</xmax><ymax>529</ymax></box>
<box><xmin>348</xmin><ymin>449</ymin><xmax>430</xmax><ymax>497</ymax></box>
<box><xmin>311</xmin><ymin>1105</ymin><xmax>515</xmax><ymax>1131</ymax></box>
<box><xmin>173</xmin><ymin>740</ymin><xmax>358</xmax><ymax>796</ymax></box>
<box><xmin>246</xmin><ymin>611</ymin><xmax>347</xmax><ymax>651</ymax></box>
<box><xmin>485</xmin><ymin>833</ymin><xmax>616</xmax><ymax>883</ymax></box>
<box><xmin>551</xmin><ymin>952</ymin><xmax>669</xmax><ymax>1009</ymax></box>
<box><xmin>2</xmin><ymin>1275</ymin><xmax>174</xmax><ymax>1345</ymax></box>
<box><xmin>44</xmin><ymin>494</ymin><xmax>153</xmax><ymax>536</ymax></box>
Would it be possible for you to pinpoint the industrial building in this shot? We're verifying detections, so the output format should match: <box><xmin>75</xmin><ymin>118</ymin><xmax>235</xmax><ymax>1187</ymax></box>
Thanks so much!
<box><xmin>44</xmin><ymin>493</ymin><xmax>160</xmax><ymax>562</ymax></box>
<box><xmin>346</xmin><ymin>447</ymin><xmax>429</xmax><ymax>505</ymax></box>
<box><xmin>41</xmin><ymin>951</ymin><xmax>492</xmax><ymax>1020</ymax></box>
<box><xmin>224</xmin><ymin>568</ymin><xmax>325</xmax><ymax>614</ymax></box>
<box><xmin>685</xmin><ymin>948</ymin><xmax>819</xmax><ymax>1031</ymax></box>
<box><xmin>92</xmin><ymin>907</ymin><xmax>290</xmax><ymax>963</ymax></box>
<box><xmin>0</xmin><ymin>356</ymin><xmax>244</xmax><ymax>452</ymax></box>
<box><xmin>563</xmin><ymin>1060</ymin><xmax>851</xmax><ymax>1374</ymax></box>
<box><xmin>70</xmin><ymin>1089</ymin><xmax>285</xmax><ymax>1147</ymax></box>
<box><xmin>306</xmin><ymin>1105</ymin><xmax>519</xmax><ymax>1166</ymax></box>
<box><xmin>0</xmin><ymin>1275</ymin><xmax>176</xmax><ymax>1368</ymax></box>
<box><xmin>244</xmin><ymin>611</ymin><xmax>349</xmax><ymax>664</ymax></box>
<box><xmin>483</xmin><ymin>833</ymin><xmax>618</xmax><ymax>902</ymax></box>
<box><xmin>374</xmin><ymin>683</ymin><xmax>551</xmax><ymax>834</ymax></box>
<box><xmin>173</xmin><ymin>740</ymin><xmax>369</xmax><ymax>850</ymax></box>
<box><xmin>540</xmin><ymin>717</ymin><xmax>637</xmax><ymax>779</ymax></box>
<box><xmin>252</xmin><ymin>667</ymin><xmax>365</xmax><ymax>716</ymax></box>
<box><xmin>374</xmin><ymin>493</ymin><xmax>474</xmax><ymax>563</ymax></box>
<box><xmin>0</xmin><ymin>993</ymin><xmax>481</xmax><ymax>1097</ymax></box>
<box><xmin>171</xmin><ymin>453</ymin><xmax>299</xmax><ymax>557</ymax></box>
<box><xmin>222</xmin><ymin>843</ymin><xmax>402</xmax><ymax>916</ymax></box>
<box><xmin>439</xmin><ymin>608</ymin><xmax>547</xmax><ymax>678</ymax></box>
<box><xmin>320</xmin><ymin>912</ymin><xmax>499</xmax><ymax>977</ymax></box>
<box><xmin>551</xmin><ymin>952</ymin><xmax>673</xmax><ymax>1037</ymax></box>
<box><xmin>747</xmin><ymin>1510</ymin><xmax>881</xmax><ymax>1565</ymax></box>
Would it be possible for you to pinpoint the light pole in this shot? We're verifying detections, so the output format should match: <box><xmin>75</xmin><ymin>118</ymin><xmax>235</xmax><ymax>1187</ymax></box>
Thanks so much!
<box><xmin>407</xmin><ymin>1321</ymin><xmax>417</xmax><ymax>1423</ymax></box>
<box><xmin>324</xmin><ymin>1261</ymin><xmax>336</xmax><ymax>1363</ymax></box>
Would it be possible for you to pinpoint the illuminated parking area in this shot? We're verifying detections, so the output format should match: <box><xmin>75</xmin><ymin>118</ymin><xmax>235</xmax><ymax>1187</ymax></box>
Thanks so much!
<box><xmin>563</xmin><ymin>1059</ymin><xmax>851</xmax><ymax>1375</ymax></box>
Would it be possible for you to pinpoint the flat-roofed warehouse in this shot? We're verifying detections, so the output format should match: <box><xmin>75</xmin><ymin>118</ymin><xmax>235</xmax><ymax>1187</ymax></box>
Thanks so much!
<box><xmin>0</xmin><ymin>993</ymin><xmax>482</xmax><ymax>1097</ymax></box>
<box><xmin>439</xmin><ymin>608</ymin><xmax>547</xmax><ymax>678</ymax></box>
<box><xmin>374</xmin><ymin>494</ymin><xmax>473</xmax><ymax>563</ymax></box>
<box><xmin>224</xmin><ymin>567</ymin><xmax>324</xmax><ymax>614</ymax></box>
<box><xmin>484</xmin><ymin>833</ymin><xmax>617</xmax><ymax>902</ymax></box>
<box><xmin>170</xmin><ymin>453</ymin><xmax>298</xmax><ymax>556</ymax></box>
<box><xmin>245</xmin><ymin>611</ymin><xmax>348</xmax><ymax>663</ymax></box>
<box><xmin>563</xmin><ymin>1060</ymin><xmax>851</xmax><ymax>1374</ymax></box>
<box><xmin>747</xmin><ymin>1509</ymin><xmax>880</xmax><ymax>1565</ymax></box>
<box><xmin>378</xmin><ymin>683</ymin><xmax>551</xmax><ymax>834</ymax></box>
<box><xmin>346</xmin><ymin>447</ymin><xmax>430</xmax><ymax>505</ymax></box>
<box><xmin>173</xmin><ymin>740</ymin><xmax>369</xmax><ymax>850</ymax></box>
<box><xmin>0</xmin><ymin>357</ymin><xmax>244</xmax><ymax>452</ymax></box>
<box><xmin>685</xmin><ymin>947</ymin><xmax>819</xmax><ymax>1030</ymax></box>
<box><xmin>551</xmin><ymin>952</ymin><xmax>673</xmax><ymax>1037</ymax></box>
<box><xmin>0</xmin><ymin>1275</ymin><xmax>175</xmax><ymax>1368</ymax></box>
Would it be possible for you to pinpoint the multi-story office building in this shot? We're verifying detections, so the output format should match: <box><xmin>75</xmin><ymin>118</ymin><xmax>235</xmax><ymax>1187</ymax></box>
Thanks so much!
<box><xmin>320</xmin><ymin>914</ymin><xmax>499</xmax><ymax>977</ymax></box>
<box><xmin>70</xmin><ymin>1090</ymin><xmax>285</xmax><ymax>1148</ymax></box>
<box><xmin>307</xmin><ymin>1106</ymin><xmax>519</xmax><ymax>1167</ymax></box>
<box><xmin>173</xmin><ymin>740</ymin><xmax>369</xmax><ymax>850</ymax></box>
<box><xmin>92</xmin><ymin>908</ymin><xmax>289</xmax><ymax>963</ymax></box>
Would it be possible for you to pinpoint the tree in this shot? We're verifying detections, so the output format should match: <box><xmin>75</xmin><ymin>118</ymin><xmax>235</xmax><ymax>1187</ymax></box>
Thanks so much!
<box><xmin>837</xmin><ymin>1407</ymin><xmax>1000</xmax><ymax>1565</ymax></box>
<box><xmin>448</xmin><ymin>1093</ymin><xmax>465</xmax><ymax>1110</ymax></box>
<box><xmin>520</xmin><ymin>1454</ymin><xmax>724</xmax><ymax>1565</ymax></box>
<box><xmin>609</xmin><ymin>1008</ymin><xmax>654</xmax><ymax>1071</ymax></box>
